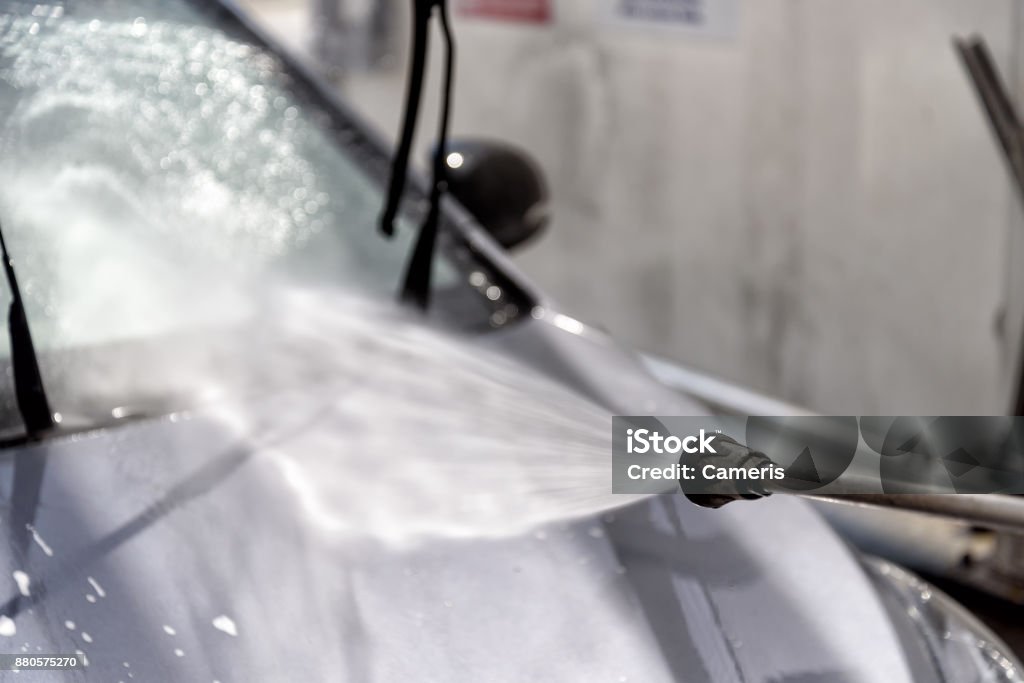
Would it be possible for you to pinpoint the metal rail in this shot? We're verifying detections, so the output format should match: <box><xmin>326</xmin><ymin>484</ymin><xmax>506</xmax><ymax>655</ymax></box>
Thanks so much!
<box><xmin>954</xmin><ymin>35</ymin><xmax>1024</xmax><ymax>416</ymax></box>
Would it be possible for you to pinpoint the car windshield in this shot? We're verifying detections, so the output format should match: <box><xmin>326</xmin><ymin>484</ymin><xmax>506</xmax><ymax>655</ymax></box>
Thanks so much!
<box><xmin>0</xmin><ymin>0</ymin><xmax>525</xmax><ymax>437</ymax></box>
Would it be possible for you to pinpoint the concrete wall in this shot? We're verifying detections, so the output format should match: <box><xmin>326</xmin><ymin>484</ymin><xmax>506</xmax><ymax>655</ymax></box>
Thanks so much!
<box><xmin>245</xmin><ymin>0</ymin><xmax>1024</xmax><ymax>414</ymax></box>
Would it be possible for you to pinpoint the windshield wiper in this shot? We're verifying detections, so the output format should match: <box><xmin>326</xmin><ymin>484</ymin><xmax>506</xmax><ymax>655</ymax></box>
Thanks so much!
<box><xmin>0</xmin><ymin>219</ymin><xmax>54</xmax><ymax>438</ymax></box>
<box><xmin>379</xmin><ymin>0</ymin><xmax>456</xmax><ymax>310</ymax></box>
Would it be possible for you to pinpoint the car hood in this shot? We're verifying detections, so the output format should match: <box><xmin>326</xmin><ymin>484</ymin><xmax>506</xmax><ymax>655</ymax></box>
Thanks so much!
<box><xmin>0</xmin><ymin>412</ymin><xmax>913</xmax><ymax>683</ymax></box>
<box><xmin>0</xmin><ymin>310</ymin><xmax>919</xmax><ymax>682</ymax></box>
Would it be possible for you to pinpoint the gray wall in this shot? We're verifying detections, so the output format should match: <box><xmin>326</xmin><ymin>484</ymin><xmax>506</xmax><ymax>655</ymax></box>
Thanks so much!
<box><xmin>245</xmin><ymin>0</ymin><xmax>1024</xmax><ymax>414</ymax></box>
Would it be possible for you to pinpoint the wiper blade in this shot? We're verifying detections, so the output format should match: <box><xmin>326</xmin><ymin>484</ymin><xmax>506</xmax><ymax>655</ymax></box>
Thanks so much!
<box><xmin>0</xmin><ymin>220</ymin><xmax>54</xmax><ymax>437</ymax></box>
<box><xmin>379</xmin><ymin>0</ymin><xmax>456</xmax><ymax>310</ymax></box>
<box><xmin>378</xmin><ymin>0</ymin><xmax>432</xmax><ymax>239</ymax></box>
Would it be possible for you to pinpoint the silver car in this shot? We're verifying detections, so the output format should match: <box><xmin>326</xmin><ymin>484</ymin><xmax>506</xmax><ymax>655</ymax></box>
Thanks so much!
<box><xmin>0</xmin><ymin>1</ymin><xmax>1018</xmax><ymax>680</ymax></box>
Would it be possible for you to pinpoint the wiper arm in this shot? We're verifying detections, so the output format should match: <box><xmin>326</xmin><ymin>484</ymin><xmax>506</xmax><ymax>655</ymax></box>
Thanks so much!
<box><xmin>0</xmin><ymin>219</ymin><xmax>54</xmax><ymax>438</ymax></box>
<box><xmin>379</xmin><ymin>0</ymin><xmax>456</xmax><ymax>310</ymax></box>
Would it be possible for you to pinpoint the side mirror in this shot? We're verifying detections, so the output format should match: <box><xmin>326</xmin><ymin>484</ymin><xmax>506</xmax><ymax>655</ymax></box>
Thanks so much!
<box><xmin>439</xmin><ymin>139</ymin><xmax>550</xmax><ymax>250</ymax></box>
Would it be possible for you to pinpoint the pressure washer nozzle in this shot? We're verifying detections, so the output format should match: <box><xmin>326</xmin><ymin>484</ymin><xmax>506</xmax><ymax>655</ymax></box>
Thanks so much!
<box><xmin>679</xmin><ymin>434</ymin><xmax>776</xmax><ymax>509</ymax></box>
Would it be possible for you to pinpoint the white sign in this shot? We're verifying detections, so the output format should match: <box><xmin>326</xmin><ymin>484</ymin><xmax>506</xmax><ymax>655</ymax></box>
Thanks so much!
<box><xmin>601</xmin><ymin>0</ymin><xmax>740</xmax><ymax>38</ymax></box>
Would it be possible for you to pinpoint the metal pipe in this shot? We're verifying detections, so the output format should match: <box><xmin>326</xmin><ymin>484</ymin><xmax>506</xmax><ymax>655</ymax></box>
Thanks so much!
<box><xmin>681</xmin><ymin>436</ymin><xmax>1024</xmax><ymax>533</ymax></box>
<box><xmin>802</xmin><ymin>493</ymin><xmax>1024</xmax><ymax>534</ymax></box>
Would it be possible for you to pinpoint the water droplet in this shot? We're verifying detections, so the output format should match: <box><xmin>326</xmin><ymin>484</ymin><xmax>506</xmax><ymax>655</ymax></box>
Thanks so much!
<box><xmin>163</xmin><ymin>625</ymin><xmax>176</xmax><ymax>636</ymax></box>
<box><xmin>26</xmin><ymin>525</ymin><xmax>53</xmax><ymax>557</ymax></box>
<box><xmin>212</xmin><ymin>615</ymin><xmax>237</xmax><ymax>637</ymax></box>
<box><xmin>588</xmin><ymin>526</ymin><xmax>605</xmax><ymax>539</ymax></box>
<box><xmin>12</xmin><ymin>571</ymin><xmax>30</xmax><ymax>597</ymax></box>
<box><xmin>174</xmin><ymin>648</ymin><xmax>184</xmax><ymax>657</ymax></box>
<box><xmin>64</xmin><ymin>621</ymin><xmax>75</xmax><ymax>631</ymax></box>
<box><xmin>0</xmin><ymin>616</ymin><xmax>16</xmax><ymax>637</ymax></box>
<box><xmin>130</xmin><ymin>17</ymin><xmax>147</xmax><ymax>37</ymax></box>
<box><xmin>81</xmin><ymin>632</ymin><xmax>93</xmax><ymax>643</ymax></box>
